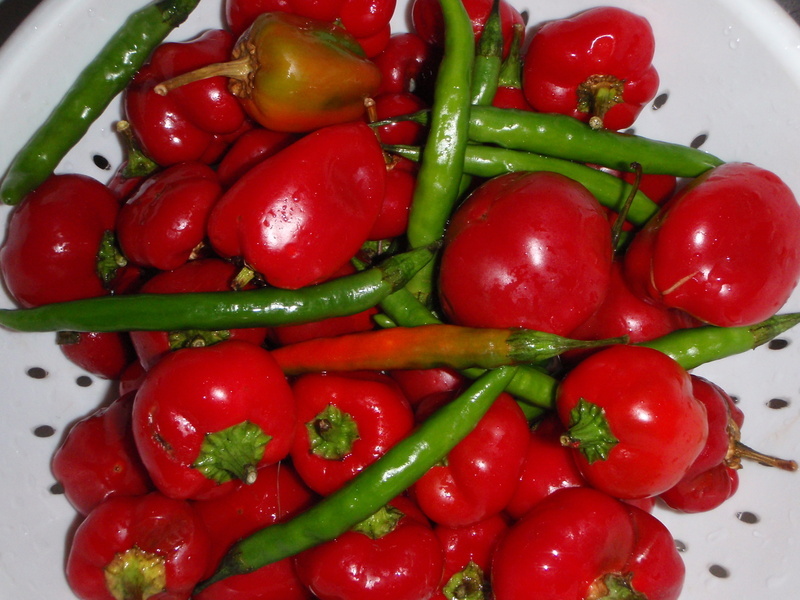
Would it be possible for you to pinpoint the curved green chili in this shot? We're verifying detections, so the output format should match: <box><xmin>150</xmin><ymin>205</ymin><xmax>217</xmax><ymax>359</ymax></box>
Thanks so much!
<box><xmin>467</xmin><ymin>105</ymin><xmax>725</xmax><ymax>177</ymax></box>
<box><xmin>404</xmin><ymin>0</ymin><xmax>474</xmax><ymax>306</ymax></box>
<box><xmin>387</xmin><ymin>144</ymin><xmax>660</xmax><ymax>226</ymax></box>
<box><xmin>0</xmin><ymin>0</ymin><xmax>200</xmax><ymax>206</ymax></box>
<box><xmin>470</xmin><ymin>0</ymin><xmax>503</xmax><ymax>105</ymax></box>
<box><xmin>639</xmin><ymin>312</ymin><xmax>800</xmax><ymax>370</ymax></box>
<box><xmin>195</xmin><ymin>366</ymin><xmax>517</xmax><ymax>592</ymax></box>
<box><xmin>0</xmin><ymin>246</ymin><xmax>436</xmax><ymax>333</ymax></box>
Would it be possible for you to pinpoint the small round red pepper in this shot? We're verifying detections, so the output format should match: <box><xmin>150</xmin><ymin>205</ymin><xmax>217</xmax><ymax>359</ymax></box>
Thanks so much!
<box><xmin>123</xmin><ymin>29</ymin><xmax>248</xmax><ymax>167</ymax></box>
<box><xmin>65</xmin><ymin>491</ymin><xmax>211</xmax><ymax>600</ymax></box>
<box><xmin>52</xmin><ymin>392</ymin><xmax>153</xmax><ymax>516</ymax></box>
<box><xmin>57</xmin><ymin>330</ymin><xmax>137</xmax><ymax>380</ymax></box>
<box><xmin>522</xmin><ymin>6</ymin><xmax>659</xmax><ymax>131</ymax></box>
<box><xmin>131</xmin><ymin>340</ymin><xmax>296</xmax><ymax>500</ymax></box>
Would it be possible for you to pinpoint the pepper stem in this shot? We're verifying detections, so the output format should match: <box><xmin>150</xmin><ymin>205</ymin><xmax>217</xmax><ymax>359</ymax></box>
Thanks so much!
<box><xmin>443</xmin><ymin>561</ymin><xmax>488</xmax><ymax>600</ymax></box>
<box><xmin>307</xmin><ymin>404</ymin><xmax>360</xmax><ymax>460</ymax></box>
<box><xmin>729</xmin><ymin>440</ymin><xmax>798</xmax><ymax>472</ymax></box>
<box><xmin>192</xmin><ymin>421</ymin><xmax>271</xmax><ymax>485</ymax></box>
<box><xmin>104</xmin><ymin>545</ymin><xmax>167</xmax><ymax>600</ymax></box>
<box><xmin>154</xmin><ymin>55</ymin><xmax>252</xmax><ymax>96</ymax></box>
<box><xmin>351</xmin><ymin>504</ymin><xmax>404</xmax><ymax>539</ymax></box>
<box><xmin>589</xmin><ymin>573</ymin><xmax>647</xmax><ymax>600</ymax></box>
<box><xmin>507</xmin><ymin>330</ymin><xmax>628</xmax><ymax>364</ymax></box>
<box><xmin>577</xmin><ymin>74</ymin><xmax>626</xmax><ymax>130</ymax></box>
<box><xmin>561</xmin><ymin>398</ymin><xmax>619</xmax><ymax>463</ymax></box>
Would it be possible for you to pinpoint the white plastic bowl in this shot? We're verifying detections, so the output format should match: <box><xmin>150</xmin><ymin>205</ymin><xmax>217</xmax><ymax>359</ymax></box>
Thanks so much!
<box><xmin>1</xmin><ymin>0</ymin><xmax>800</xmax><ymax>597</ymax></box>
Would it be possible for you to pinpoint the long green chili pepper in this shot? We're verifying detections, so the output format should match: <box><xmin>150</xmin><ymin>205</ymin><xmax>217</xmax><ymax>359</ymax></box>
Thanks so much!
<box><xmin>468</xmin><ymin>105</ymin><xmax>725</xmax><ymax>177</ymax></box>
<box><xmin>387</xmin><ymin>144</ymin><xmax>660</xmax><ymax>226</ymax></box>
<box><xmin>0</xmin><ymin>0</ymin><xmax>201</xmax><ymax>206</ymax></box>
<box><xmin>639</xmin><ymin>312</ymin><xmax>800</xmax><ymax>370</ymax></box>
<box><xmin>195</xmin><ymin>366</ymin><xmax>516</xmax><ymax>592</ymax></box>
<box><xmin>374</xmin><ymin>107</ymin><xmax>725</xmax><ymax>178</ymax></box>
<box><xmin>272</xmin><ymin>324</ymin><xmax>626</xmax><ymax>375</ymax></box>
<box><xmin>404</xmin><ymin>0</ymin><xmax>474</xmax><ymax>307</ymax></box>
<box><xmin>470</xmin><ymin>0</ymin><xmax>504</xmax><ymax>105</ymax></box>
<box><xmin>0</xmin><ymin>246</ymin><xmax>436</xmax><ymax>333</ymax></box>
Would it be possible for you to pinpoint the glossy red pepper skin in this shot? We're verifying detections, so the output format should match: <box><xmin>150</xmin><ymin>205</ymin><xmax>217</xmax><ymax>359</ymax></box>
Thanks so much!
<box><xmin>215</xmin><ymin>127</ymin><xmax>298</xmax><ymax>188</ymax></box>
<box><xmin>505</xmin><ymin>415</ymin><xmax>586</xmax><ymax>520</ymax></box>
<box><xmin>116</xmin><ymin>162</ymin><xmax>222</xmax><ymax>271</ymax></box>
<box><xmin>207</xmin><ymin>121</ymin><xmax>386</xmax><ymax>289</ymax></box>
<box><xmin>389</xmin><ymin>366</ymin><xmax>466</xmax><ymax>407</ymax></box>
<box><xmin>437</xmin><ymin>171</ymin><xmax>613</xmax><ymax>336</ymax></box>
<box><xmin>522</xmin><ymin>7</ymin><xmax>659</xmax><ymax>131</ymax></box>
<box><xmin>568</xmin><ymin>260</ymin><xmax>697</xmax><ymax>347</ymax></box>
<box><xmin>624</xmin><ymin>162</ymin><xmax>800</xmax><ymax>327</ymax></box>
<box><xmin>65</xmin><ymin>492</ymin><xmax>211</xmax><ymax>600</ymax></box>
<box><xmin>0</xmin><ymin>174</ymin><xmax>120</xmax><ymax>308</ymax></box>
<box><xmin>433</xmin><ymin>514</ymin><xmax>510</xmax><ymax>600</ymax></box>
<box><xmin>128</xmin><ymin>259</ymin><xmax>270</xmax><ymax>370</ymax></box>
<box><xmin>131</xmin><ymin>340</ymin><xmax>296</xmax><ymax>500</ymax></box>
<box><xmin>410</xmin><ymin>391</ymin><xmax>529</xmax><ymax>527</ymax></box>
<box><xmin>491</xmin><ymin>487</ymin><xmax>685</xmax><ymax>600</ymax></box>
<box><xmin>372</xmin><ymin>92</ymin><xmax>428</xmax><ymax>146</ymax></box>
<box><xmin>225</xmin><ymin>0</ymin><xmax>396</xmax><ymax>56</ymax></box>
<box><xmin>193</xmin><ymin>463</ymin><xmax>316</xmax><ymax>600</ymax></box>
<box><xmin>289</xmin><ymin>371</ymin><xmax>415</xmax><ymax>495</ymax></box>
<box><xmin>52</xmin><ymin>393</ymin><xmax>153</xmax><ymax>516</ymax></box>
<box><xmin>556</xmin><ymin>345</ymin><xmax>708</xmax><ymax>499</ymax></box>
<box><xmin>411</xmin><ymin>0</ymin><xmax>524</xmax><ymax>58</ymax></box>
<box><xmin>294</xmin><ymin>495</ymin><xmax>445</xmax><ymax>600</ymax></box>
<box><xmin>372</xmin><ymin>32</ymin><xmax>436</xmax><ymax>97</ymax></box>
<box><xmin>58</xmin><ymin>330</ymin><xmax>136</xmax><ymax>380</ymax></box>
<box><xmin>123</xmin><ymin>29</ymin><xmax>248</xmax><ymax>167</ymax></box>
<box><xmin>660</xmin><ymin>463</ymin><xmax>740</xmax><ymax>514</ymax></box>
<box><xmin>368</xmin><ymin>159</ymin><xmax>417</xmax><ymax>240</ymax></box>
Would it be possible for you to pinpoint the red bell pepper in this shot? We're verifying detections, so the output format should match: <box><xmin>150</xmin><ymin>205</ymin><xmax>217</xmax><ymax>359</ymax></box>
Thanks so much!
<box><xmin>207</xmin><ymin>121</ymin><xmax>386</xmax><ymax>289</ymax></box>
<box><xmin>123</xmin><ymin>29</ymin><xmax>248</xmax><ymax>167</ymax></box>
<box><xmin>214</xmin><ymin>127</ymin><xmax>298</xmax><ymax>188</ymax></box>
<box><xmin>294</xmin><ymin>495</ymin><xmax>445</xmax><ymax>600</ymax></box>
<box><xmin>289</xmin><ymin>371</ymin><xmax>415</xmax><ymax>495</ymax></box>
<box><xmin>492</xmin><ymin>487</ymin><xmax>685</xmax><ymax>600</ymax></box>
<box><xmin>522</xmin><ymin>6</ymin><xmax>659</xmax><ymax>131</ymax></box>
<box><xmin>371</xmin><ymin>32</ymin><xmax>436</xmax><ymax>97</ymax></box>
<box><xmin>51</xmin><ymin>392</ymin><xmax>153</xmax><ymax>516</ymax></box>
<box><xmin>0</xmin><ymin>174</ymin><xmax>121</xmax><ymax>308</ymax></box>
<box><xmin>65</xmin><ymin>491</ymin><xmax>211</xmax><ymax>600</ymax></box>
<box><xmin>116</xmin><ymin>162</ymin><xmax>223</xmax><ymax>271</ymax></box>
<box><xmin>131</xmin><ymin>340</ymin><xmax>296</xmax><ymax>500</ymax></box>
<box><xmin>57</xmin><ymin>330</ymin><xmax>136</xmax><ymax>380</ymax></box>
<box><xmin>410</xmin><ymin>390</ymin><xmax>529</xmax><ymax>527</ymax></box>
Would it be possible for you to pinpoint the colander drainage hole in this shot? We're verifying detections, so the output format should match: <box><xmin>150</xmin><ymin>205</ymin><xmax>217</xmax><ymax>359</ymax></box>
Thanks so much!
<box><xmin>92</xmin><ymin>154</ymin><xmax>111</xmax><ymax>170</ymax></box>
<box><xmin>32</xmin><ymin>424</ymin><xmax>55</xmax><ymax>438</ymax></box>
<box><xmin>768</xmin><ymin>338</ymin><xmax>790</xmax><ymax>350</ymax></box>
<box><xmin>26</xmin><ymin>366</ymin><xmax>47</xmax><ymax>379</ymax></box>
<box><xmin>736</xmin><ymin>511</ymin><xmax>760</xmax><ymax>524</ymax></box>
<box><xmin>690</xmin><ymin>133</ymin><xmax>709</xmax><ymax>149</ymax></box>
<box><xmin>767</xmin><ymin>398</ymin><xmax>790</xmax><ymax>409</ymax></box>
<box><xmin>708</xmin><ymin>564</ymin><xmax>730</xmax><ymax>578</ymax></box>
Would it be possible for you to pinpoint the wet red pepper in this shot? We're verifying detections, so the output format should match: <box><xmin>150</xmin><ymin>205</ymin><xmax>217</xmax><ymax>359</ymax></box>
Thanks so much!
<box><xmin>225</xmin><ymin>0</ymin><xmax>396</xmax><ymax>56</ymax></box>
<box><xmin>131</xmin><ymin>340</ymin><xmax>296</xmax><ymax>500</ymax></box>
<box><xmin>207</xmin><ymin>121</ymin><xmax>386</xmax><ymax>289</ymax></box>
<box><xmin>193</xmin><ymin>463</ymin><xmax>316</xmax><ymax>600</ymax></box>
<box><xmin>123</xmin><ymin>29</ymin><xmax>248</xmax><ymax>167</ymax></box>
<box><xmin>57</xmin><ymin>330</ymin><xmax>137</xmax><ymax>380</ymax></box>
<box><xmin>214</xmin><ymin>126</ymin><xmax>298</xmax><ymax>188</ymax></box>
<box><xmin>116</xmin><ymin>162</ymin><xmax>223</xmax><ymax>271</ymax></box>
<box><xmin>371</xmin><ymin>32</ymin><xmax>436</xmax><ymax>97</ymax></box>
<box><xmin>0</xmin><ymin>174</ymin><xmax>122</xmax><ymax>308</ymax></box>
<box><xmin>294</xmin><ymin>495</ymin><xmax>445</xmax><ymax>600</ymax></box>
<box><xmin>492</xmin><ymin>487</ymin><xmax>685</xmax><ymax>600</ymax></box>
<box><xmin>52</xmin><ymin>393</ymin><xmax>153</xmax><ymax>516</ymax></box>
<box><xmin>410</xmin><ymin>390</ymin><xmax>529</xmax><ymax>527</ymax></box>
<box><xmin>289</xmin><ymin>371</ymin><xmax>415</xmax><ymax>495</ymax></box>
<box><xmin>522</xmin><ymin>6</ymin><xmax>659</xmax><ymax>131</ymax></box>
<box><xmin>65</xmin><ymin>491</ymin><xmax>211</xmax><ymax>600</ymax></box>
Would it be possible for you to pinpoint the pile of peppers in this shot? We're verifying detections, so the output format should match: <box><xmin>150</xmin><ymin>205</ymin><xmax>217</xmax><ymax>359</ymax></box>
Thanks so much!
<box><xmin>1</xmin><ymin>0</ymin><xmax>800</xmax><ymax>599</ymax></box>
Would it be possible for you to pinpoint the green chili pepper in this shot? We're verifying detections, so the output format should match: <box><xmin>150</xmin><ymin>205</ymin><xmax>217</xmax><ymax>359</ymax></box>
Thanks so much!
<box><xmin>0</xmin><ymin>0</ymin><xmax>200</xmax><ymax>206</ymax></box>
<box><xmin>404</xmin><ymin>0</ymin><xmax>474</xmax><ymax>307</ymax></box>
<box><xmin>639</xmin><ymin>312</ymin><xmax>800</xmax><ymax>370</ymax></box>
<box><xmin>470</xmin><ymin>0</ymin><xmax>504</xmax><ymax>106</ymax></box>
<box><xmin>467</xmin><ymin>105</ymin><xmax>725</xmax><ymax>177</ymax></box>
<box><xmin>194</xmin><ymin>366</ymin><xmax>516</xmax><ymax>592</ymax></box>
<box><xmin>0</xmin><ymin>246</ymin><xmax>436</xmax><ymax>333</ymax></box>
<box><xmin>387</xmin><ymin>144</ymin><xmax>660</xmax><ymax>226</ymax></box>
